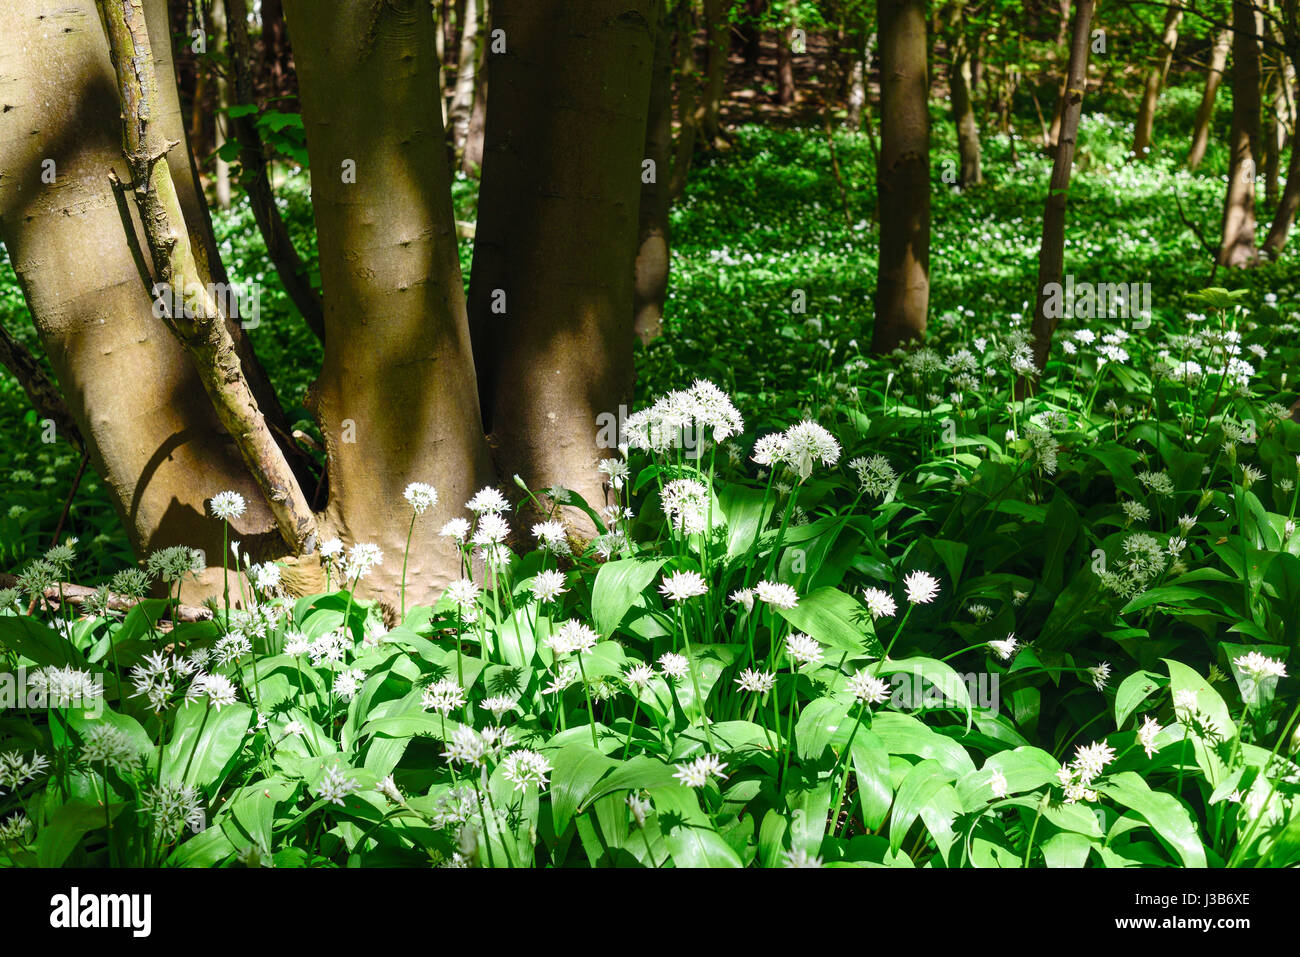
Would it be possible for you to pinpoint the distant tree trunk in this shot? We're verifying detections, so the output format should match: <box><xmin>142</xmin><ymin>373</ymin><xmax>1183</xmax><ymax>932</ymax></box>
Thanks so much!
<box><xmin>670</xmin><ymin>0</ymin><xmax>701</xmax><ymax>200</ymax></box>
<box><xmin>210</xmin><ymin>0</ymin><xmax>232</xmax><ymax>208</ymax></box>
<box><xmin>1266</xmin><ymin>65</ymin><xmax>1282</xmax><ymax>206</ymax></box>
<box><xmin>285</xmin><ymin>0</ymin><xmax>495</xmax><ymax>596</ymax></box>
<box><xmin>1132</xmin><ymin>6</ymin><xmax>1181</xmax><ymax>159</ymax></box>
<box><xmin>777</xmin><ymin>22</ymin><xmax>796</xmax><ymax>104</ymax></box>
<box><xmin>1218</xmin><ymin>0</ymin><xmax>1262</xmax><ymax>268</ymax></box>
<box><xmin>1030</xmin><ymin>0</ymin><xmax>1096</xmax><ymax>372</ymax></box>
<box><xmin>743</xmin><ymin>0</ymin><xmax>765</xmax><ymax>68</ymax></box>
<box><xmin>226</xmin><ymin>0</ymin><xmax>325</xmax><ymax>340</ymax></box>
<box><xmin>846</xmin><ymin>49</ymin><xmax>867</xmax><ymax>130</ymax></box>
<box><xmin>699</xmin><ymin>0</ymin><xmax>731</xmax><ymax>148</ymax></box>
<box><xmin>948</xmin><ymin>9</ymin><xmax>982</xmax><ymax>186</ymax></box>
<box><xmin>0</xmin><ymin>0</ymin><xmax>287</xmax><ymax>586</ymax></box>
<box><xmin>448</xmin><ymin>0</ymin><xmax>483</xmax><ymax>162</ymax></box>
<box><xmin>871</xmin><ymin>0</ymin><xmax>930</xmax><ymax>353</ymax></box>
<box><xmin>469</xmin><ymin>0</ymin><xmax>656</xmax><ymax>524</ymax></box>
<box><xmin>1264</xmin><ymin>47</ymin><xmax>1300</xmax><ymax>258</ymax></box>
<box><xmin>635</xmin><ymin>2</ymin><xmax>674</xmax><ymax>345</ymax></box>
<box><xmin>259</xmin><ymin>0</ymin><xmax>294</xmax><ymax>95</ymax></box>
<box><xmin>1189</xmin><ymin>30</ymin><xmax>1231</xmax><ymax>171</ymax></box>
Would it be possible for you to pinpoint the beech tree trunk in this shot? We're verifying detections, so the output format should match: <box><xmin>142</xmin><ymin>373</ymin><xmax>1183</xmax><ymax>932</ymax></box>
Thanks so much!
<box><xmin>1189</xmin><ymin>30</ymin><xmax>1231</xmax><ymax>171</ymax></box>
<box><xmin>948</xmin><ymin>7</ymin><xmax>982</xmax><ymax>187</ymax></box>
<box><xmin>468</xmin><ymin>0</ymin><xmax>656</xmax><ymax>523</ymax></box>
<box><xmin>699</xmin><ymin>0</ymin><xmax>731</xmax><ymax>148</ymax></box>
<box><xmin>284</xmin><ymin>0</ymin><xmax>494</xmax><ymax>598</ymax></box>
<box><xmin>1219</xmin><ymin>1</ymin><xmax>1262</xmax><ymax>268</ymax></box>
<box><xmin>669</xmin><ymin>0</ymin><xmax>702</xmax><ymax>200</ymax></box>
<box><xmin>1132</xmin><ymin>6</ymin><xmax>1181</xmax><ymax>159</ymax></box>
<box><xmin>634</xmin><ymin>4</ymin><xmax>674</xmax><ymax>346</ymax></box>
<box><xmin>871</xmin><ymin>0</ymin><xmax>930</xmax><ymax>353</ymax></box>
<box><xmin>225</xmin><ymin>0</ymin><xmax>324</xmax><ymax>341</ymax></box>
<box><xmin>1264</xmin><ymin>45</ymin><xmax>1300</xmax><ymax>258</ymax></box>
<box><xmin>777</xmin><ymin>22</ymin><xmax>796</xmax><ymax>105</ymax></box>
<box><xmin>1030</xmin><ymin>0</ymin><xmax>1096</xmax><ymax>372</ymax></box>
<box><xmin>448</xmin><ymin>0</ymin><xmax>484</xmax><ymax>163</ymax></box>
<box><xmin>0</xmin><ymin>0</ymin><xmax>285</xmax><ymax>586</ymax></box>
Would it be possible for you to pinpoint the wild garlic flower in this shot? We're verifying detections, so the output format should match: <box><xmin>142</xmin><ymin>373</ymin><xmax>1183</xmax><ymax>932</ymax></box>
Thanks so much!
<box><xmin>315</xmin><ymin>765</ymin><xmax>361</xmax><ymax>806</ymax></box>
<box><xmin>1234</xmin><ymin>651</ymin><xmax>1288</xmax><ymax>680</ymax></box>
<box><xmin>753</xmin><ymin>420</ymin><xmax>841</xmax><ymax>480</ymax></box>
<box><xmin>422</xmin><ymin>679</ymin><xmax>466</xmax><ymax>715</ymax></box>
<box><xmin>623</xmin><ymin>664</ymin><xmax>656</xmax><ymax>688</ymax></box>
<box><xmin>403</xmin><ymin>482</ymin><xmax>438</xmax><ymax>514</ymax></box>
<box><xmin>785</xmin><ymin>633</ymin><xmax>823</xmax><ymax>666</ymax></box>
<box><xmin>847</xmin><ymin>669</ymin><xmax>890</xmax><ymax>705</ymax></box>
<box><xmin>532</xmin><ymin>521</ymin><xmax>571</xmax><ymax>556</ymax></box>
<box><xmin>546</xmin><ymin>620</ymin><xmax>599</xmax><ymax>656</ymax></box>
<box><xmin>530</xmin><ymin>569</ymin><xmax>568</xmax><ymax>603</ymax></box>
<box><xmin>79</xmin><ymin>725</ymin><xmax>139</xmax><ymax>770</ymax></box>
<box><xmin>138</xmin><ymin>781</ymin><xmax>205</xmax><ymax>840</ymax></box>
<box><xmin>903</xmin><ymin>570</ymin><xmax>940</xmax><ymax>605</ymax></box>
<box><xmin>480</xmin><ymin>695</ymin><xmax>519</xmax><ymax>719</ymax></box>
<box><xmin>661</xmin><ymin>479</ymin><xmax>710</xmax><ymax>536</ymax></box>
<box><xmin>466</xmin><ymin>487</ymin><xmax>510</xmax><ymax>514</ymax></box>
<box><xmin>1137</xmin><ymin>715</ymin><xmax>1161</xmax><ymax>758</ymax></box>
<box><xmin>1087</xmin><ymin>662</ymin><xmax>1112</xmax><ymax>691</ymax></box>
<box><xmin>332</xmin><ymin>668</ymin><xmax>366</xmax><ymax>702</ymax></box>
<box><xmin>988</xmin><ymin>634</ymin><xmax>1019</xmax><ymax>661</ymax></box>
<box><xmin>755</xmin><ymin>580</ymin><xmax>799</xmax><ymax>609</ymax></box>
<box><xmin>659</xmin><ymin>652</ymin><xmax>690</xmax><ymax>680</ymax></box>
<box><xmin>344</xmin><ymin>543</ymin><xmax>384</xmax><ymax>580</ymax></box>
<box><xmin>730</xmin><ymin>588</ymin><xmax>755</xmax><ymax>612</ymax></box>
<box><xmin>209</xmin><ymin>490</ymin><xmax>246</xmax><ymax>522</ymax></box>
<box><xmin>862</xmin><ymin>587</ymin><xmax>897</xmax><ymax>620</ymax></box>
<box><xmin>735</xmin><ymin>668</ymin><xmax>775</xmax><ymax>694</ymax></box>
<box><xmin>214</xmin><ymin>631</ymin><xmax>252</xmax><ymax>666</ymax></box>
<box><xmin>29</xmin><ymin>666</ymin><xmax>103</xmax><ymax>707</ymax></box>
<box><xmin>673</xmin><ymin>754</ymin><xmax>728</xmax><ymax>789</ymax></box>
<box><xmin>989</xmin><ymin>768</ymin><xmax>1008</xmax><ymax>798</ymax></box>
<box><xmin>0</xmin><ymin>751</ymin><xmax>50</xmax><ymax>795</ymax></box>
<box><xmin>598</xmin><ymin>458</ymin><xmax>630</xmax><ymax>490</ymax></box>
<box><xmin>188</xmin><ymin>673</ymin><xmax>239</xmax><ymax>709</ymax></box>
<box><xmin>501</xmin><ymin>750</ymin><xmax>552</xmax><ymax>791</ymax></box>
<box><xmin>659</xmin><ymin>570</ymin><xmax>708</xmax><ymax>602</ymax></box>
<box><xmin>439</xmin><ymin>518</ymin><xmax>471</xmax><ymax>543</ymax></box>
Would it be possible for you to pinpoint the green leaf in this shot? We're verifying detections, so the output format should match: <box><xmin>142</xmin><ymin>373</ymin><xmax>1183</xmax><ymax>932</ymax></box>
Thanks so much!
<box><xmin>161</xmin><ymin>701</ymin><xmax>252</xmax><ymax>791</ymax></box>
<box><xmin>547</xmin><ymin>743</ymin><xmax>616</xmax><ymax>834</ymax></box>
<box><xmin>877</xmin><ymin>657</ymin><xmax>974</xmax><ymax>730</ymax></box>
<box><xmin>590</xmin><ymin>557</ymin><xmax>668</xmax><ymax>638</ymax></box>
<box><xmin>775</xmin><ymin>585</ymin><xmax>882</xmax><ymax>656</ymax></box>
<box><xmin>1098</xmin><ymin>771</ymin><xmax>1207</xmax><ymax>867</ymax></box>
<box><xmin>889</xmin><ymin>759</ymin><xmax>953</xmax><ymax>855</ymax></box>
<box><xmin>1114</xmin><ymin>670</ymin><xmax>1165</xmax><ymax>729</ymax></box>
<box><xmin>649</xmin><ymin>785</ymin><xmax>743</xmax><ymax>868</ymax></box>
<box><xmin>37</xmin><ymin>800</ymin><xmax>124</xmax><ymax>868</ymax></box>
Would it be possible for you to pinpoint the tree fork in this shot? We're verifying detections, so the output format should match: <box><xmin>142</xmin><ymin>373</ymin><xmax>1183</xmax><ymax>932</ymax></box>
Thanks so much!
<box><xmin>96</xmin><ymin>0</ymin><xmax>317</xmax><ymax>554</ymax></box>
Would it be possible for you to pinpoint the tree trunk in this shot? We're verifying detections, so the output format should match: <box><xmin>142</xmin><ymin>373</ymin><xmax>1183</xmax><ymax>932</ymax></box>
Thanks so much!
<box><xmin>284</xmin><ymin>0</ymin><xmax>495</xmax><ymax>598</ymax></box>
<box><xmin>635</xmin><ymin>4</ymin><xmax>674</xmax><ymax>346</ymax></box>
<box><xmin>259</xmin><ymin>0</ymin><xmax>294</xmax><ymax>97</ymax></box>
<box><xmin>1266</xmin><ymin>64</ymin><xmax>1282</xmax><ymax>207</ymax></box>
<box><xmin>225</xmin><ymin>0</ymin><xmax>325</xmax><ymax>341</ymax></box>
<box><xmin>1029</xmin><ymin>0</ymin><xmax>1096</xmax><ymax>372</ymax></box>
<box><xmin>210</xmin><ymin>0</ymin><xmax>232</xmax><ymax>209</ymax></box>
<box><xmin>948</xmin><ymin>11</ymin><xmax>982</xmax><ymax>187</ymax></box>
<box><xmin>1263</xmin><ymin>45</ymin><xmax>1300</xmax><ymax>258</ymax></box>
<box><xmin>448</xmin><ymin>0</ymin><xmax>483</xmax><ymax>162</ymax></box>
<box><xmin>468</xmin><ymin>0</ymin><xmax>656</xmax><ymax>525</ymax></box>
<box><xmin>777</xmin><ymin>22</ymin><xmax>796</xmax><ymax>105</ymax></box>
<box><xmin>871</xmin><ymin>0</ymin><xmax>930</xmax><ymax>353</ymax></box>
<box><xmin>98</xmin><ymin>0</ymin><xmax>317</xmax><ymax>555</ymax></box>
<box><xmin>669</xmin><ymin>0</ymin><xmax>701</xmax><ymax>201</ymax></box>
<box><xmin>699</xmin><ymin>0</ymin><xmax>731</xmax><ymax>148</ymax></box>
<box><xmin>1189</xmin><ymin>30</ymin><xmax>1231</xmax><ymax>171</ymax></box>
<box><xmin>1132</xmin><ymin>6</ymin><xmax>1182</xmax><ymax>159</ymax></box>
<box><xmin>0</xmin><ymin>0</ymin><xmax>285</xmax><ymax>585</ymax></box>
<box><xmin>846</xmin><ymin>50</ymin><xmax>867</xmax><ymax>130</ymax></box>
<box><xmin>1218</xmin><ymin>1</ymin><xmax>1262</xmax><ymax>268</ymax></box>
<box><xmin>743</xmin><ymin>0</ymin><xmax>765</xmax><ymax>68</ymax></box>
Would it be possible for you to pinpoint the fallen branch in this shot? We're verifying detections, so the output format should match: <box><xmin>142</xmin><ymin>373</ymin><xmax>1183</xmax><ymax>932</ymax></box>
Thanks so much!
<box><xmin>0</xmin><ymin>573</ymin><xmax>213</xmax><ymax>624</ymax></box>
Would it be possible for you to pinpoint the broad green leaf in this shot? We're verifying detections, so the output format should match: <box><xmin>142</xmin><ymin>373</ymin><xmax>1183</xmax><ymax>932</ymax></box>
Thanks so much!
<box><xmin>775</xmin><ymin>585</ymin><xmax>882</xmax><ymax>656</ymax></box>
<box><xmin>590</xmin><ymin>557</ymin><xmax>668</xmax><ymax>637</ymax></box>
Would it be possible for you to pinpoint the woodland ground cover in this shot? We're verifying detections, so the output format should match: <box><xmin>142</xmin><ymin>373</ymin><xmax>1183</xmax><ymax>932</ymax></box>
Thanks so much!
<box><xmin>1</xmin><ymin>84</ymin><xmax>1299</xmax><ymax>868</ymax></box>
